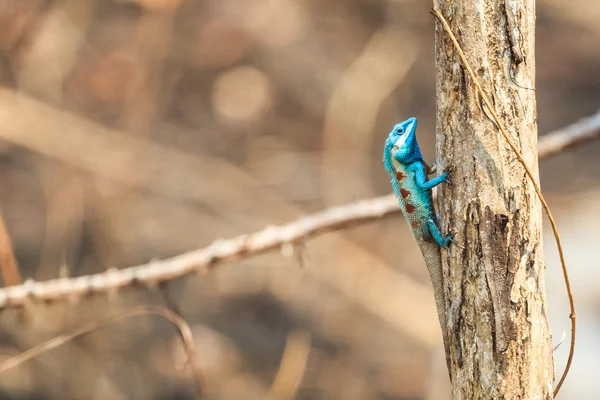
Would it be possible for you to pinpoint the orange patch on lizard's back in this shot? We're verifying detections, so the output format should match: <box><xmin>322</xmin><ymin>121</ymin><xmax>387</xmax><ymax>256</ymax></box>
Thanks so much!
<box><xmin>405</xmin><ymin>203</ymin><xmax>416</xmax><ymax>213</ymax></box>
<box><xmin>395</xmin><ymin>171</ymin><xmax>406</xmax><ymax>182</ymax></box>
<box><xmin>411</xmin><ymin>221</ymin><xmax>419</xmax><ymax>229</ymax></box>
<box><xmin>400</xmin><ymin>188</ymin><xmax>411</xmax><ymax>198</ymax></box>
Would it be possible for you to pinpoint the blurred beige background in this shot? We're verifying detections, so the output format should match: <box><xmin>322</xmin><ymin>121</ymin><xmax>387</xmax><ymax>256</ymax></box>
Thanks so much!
<box><xmin>0</xmin><ymin>0</ymin><xmax>598</xmax><ymax>399</ymax></box>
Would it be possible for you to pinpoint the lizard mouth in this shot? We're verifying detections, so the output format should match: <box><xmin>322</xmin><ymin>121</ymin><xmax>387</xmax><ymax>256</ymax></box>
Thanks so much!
<box><xmin>403</xmin><ymin>117</ymin><xmax>417</xmax><ymax>132</ymax></box>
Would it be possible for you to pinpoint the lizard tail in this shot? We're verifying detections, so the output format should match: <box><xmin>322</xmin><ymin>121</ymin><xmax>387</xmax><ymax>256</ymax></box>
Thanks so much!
<box><xmin>422</xmin><ymin>243</ymin><xmax>452</xmax><ymax>376</ymax></box>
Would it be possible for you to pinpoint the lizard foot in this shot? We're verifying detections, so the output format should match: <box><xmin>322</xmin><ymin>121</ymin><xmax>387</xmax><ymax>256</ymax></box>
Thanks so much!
<box><xmin>442</xmin><ymin>165</ymin><xmax>455</xmax><ymax>185</ymax></box>
<box><xmin>447</xmin><ymin>231</ymin><xmax>465</xmax><ymax>249</ymax></box>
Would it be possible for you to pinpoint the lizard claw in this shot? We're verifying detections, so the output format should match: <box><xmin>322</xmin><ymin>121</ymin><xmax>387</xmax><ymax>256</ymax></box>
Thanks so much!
<box><xmin>448</xmin><ymin>231</ymin><xmax>465</xmax><ymax>249</ymax></box>
<box><xmin>451</xmin><ymin>239</ymin><xmax>465</xmax><ymax>249</ymax></box>
<box><xmin>442</xmin><ymin>165</ymin><xmax>455</xmax><ymax>185</ymax></box>
<box><xmin>440</xmin><ymin>172</ymin><xmax>451</xmax><ymax>185</ymax></box>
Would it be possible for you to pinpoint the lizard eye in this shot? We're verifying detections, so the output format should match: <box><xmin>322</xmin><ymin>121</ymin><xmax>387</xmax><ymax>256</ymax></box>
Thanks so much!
<box><xmin>396</xmin><ymin>128</ymin><xmax>404</xmax><ymax>134</ymax></box>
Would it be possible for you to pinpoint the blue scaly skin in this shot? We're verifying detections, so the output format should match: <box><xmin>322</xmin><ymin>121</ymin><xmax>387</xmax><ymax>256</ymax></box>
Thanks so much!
<box><xmin>383</xmin><ymin>117</ymin><xmax>456</xmax><ymax>369</ymax></box>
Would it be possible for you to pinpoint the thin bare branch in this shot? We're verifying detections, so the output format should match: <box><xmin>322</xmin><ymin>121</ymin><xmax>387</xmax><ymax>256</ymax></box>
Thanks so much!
<box><xmin>0</xmin><ymin>195</ymin><xmax>396</xmax><ymax>308</ymax></box>
<box><xmin>0</xmin><ymin>305</ymin><xmax>203</xmax><ymax>397</ymax></box>
<box><xmin>0</xmin><ymin>111</ymin><xmax>596</xmax><ymax>308</ymax></box>
<box><xmin>538</xmin><ymin>110</ymin><xmax>600</xmax><ymax>158</ymax></box>
<box><xmin>267</xmin><ymin>330</ymin><xmax>311</xmax><ymax>400</ymax></box>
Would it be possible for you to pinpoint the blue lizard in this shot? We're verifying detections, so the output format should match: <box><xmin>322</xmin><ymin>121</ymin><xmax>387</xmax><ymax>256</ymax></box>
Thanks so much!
<box><xmin>383</xmin><ymin>116</ymin><xmax>457</xmax><ymax>368</ymax></box>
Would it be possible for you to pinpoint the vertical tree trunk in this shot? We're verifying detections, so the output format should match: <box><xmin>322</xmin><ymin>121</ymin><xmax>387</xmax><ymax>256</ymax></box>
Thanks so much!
<box><xmin>433</xmin><ymin>1</ymin><xmax>554</xmax><ymax>398</ymax></box>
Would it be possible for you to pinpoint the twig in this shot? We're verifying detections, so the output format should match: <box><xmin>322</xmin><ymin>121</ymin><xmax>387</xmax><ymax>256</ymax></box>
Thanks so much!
<box><xmin>267</xmin><ymin>330</ymin><xmax>311</xmax><ymax>400</ymax></box>
<box><xmin>538</xmin><ymin>110</ymin><xmax>600</xmax><ymax>159</ymax></box>
<box><xmin>0</xmin><ymin>195</ymin><xmax>396</xmax><ymax>308</ymax></box>
<box><xmin>431</xmin><ymin>8</ymin><xmax>575</xmax><ymax>397</ymax></box>
<box><xmin>0</xmin><ymin>305</ymin><xmax>203</xmax><ymax>397</ymax></box>
<box><xmin>0</xmin><ymin>111</ymin><xmax>595</xmax><ymax>309</ymax></box>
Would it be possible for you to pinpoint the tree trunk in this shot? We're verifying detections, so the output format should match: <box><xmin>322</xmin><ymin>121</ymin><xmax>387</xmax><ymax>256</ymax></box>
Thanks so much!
<box><xmin>433</xmin><ymin>1</ymin><xmax>554</xmax><ymax>398</ymax></box>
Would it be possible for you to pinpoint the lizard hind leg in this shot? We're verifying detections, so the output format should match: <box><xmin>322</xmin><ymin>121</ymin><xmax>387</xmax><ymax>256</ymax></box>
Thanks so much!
<box><xmin>426</xmin><ymin>219</ymin><xmax>462</xmax><ymax>249</ymax></box>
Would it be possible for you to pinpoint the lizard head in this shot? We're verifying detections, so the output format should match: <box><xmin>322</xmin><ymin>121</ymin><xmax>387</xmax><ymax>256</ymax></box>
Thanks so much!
<box><xmin>383</xmin><ymin>117</ymin><xmax>423</xmax><ymax>171</ymax></box>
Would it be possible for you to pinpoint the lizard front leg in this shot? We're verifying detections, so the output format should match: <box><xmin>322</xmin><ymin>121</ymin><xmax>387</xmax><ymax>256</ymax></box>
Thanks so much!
<box><xmin>415</xmin><ymin>163</ymin><xmax>449</xmax><ymax>191</ymax></box>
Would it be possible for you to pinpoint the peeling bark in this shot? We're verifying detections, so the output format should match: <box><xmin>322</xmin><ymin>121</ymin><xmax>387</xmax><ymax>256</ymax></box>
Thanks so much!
<box><xmin>433</xmin><ymin>0</ymin><xmax>554</xmax><ymax>398</ymax></box>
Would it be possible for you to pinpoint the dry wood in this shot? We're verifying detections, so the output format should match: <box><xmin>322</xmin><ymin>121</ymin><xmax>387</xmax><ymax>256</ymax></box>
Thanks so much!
<box><xmin>433</xmin><ymin>1</ymin><xmax>554</xmax><ymax>398</ymax></box>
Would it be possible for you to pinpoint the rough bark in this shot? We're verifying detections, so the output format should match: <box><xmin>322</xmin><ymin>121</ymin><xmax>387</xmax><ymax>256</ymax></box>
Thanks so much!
<box><xmin>434</xmin><ymin>1</ymin><xmax>554</xmax><ymax>398</ymax></box>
